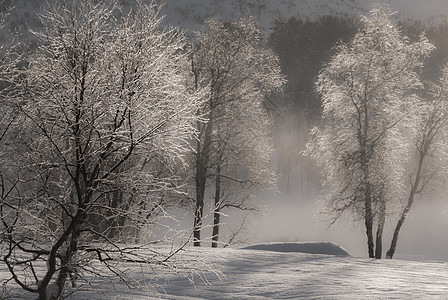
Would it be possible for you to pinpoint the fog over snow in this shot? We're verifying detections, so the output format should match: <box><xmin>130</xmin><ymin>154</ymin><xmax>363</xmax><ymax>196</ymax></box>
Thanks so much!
<box><xmin>249</xmin><ymin>191</ymin><xmax>448</xmax><ymax>261</ymax></box>
<box><xmin>161</xmin><ymin>0</ymin><xmax>448</xmax><ymax>261</ymax></box>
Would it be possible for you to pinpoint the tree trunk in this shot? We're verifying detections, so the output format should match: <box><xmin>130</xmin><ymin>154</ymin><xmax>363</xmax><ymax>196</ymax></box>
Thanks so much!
<box><xmin>51</xmin><ymin>211</ymin><xmax>84</xmax><ymax>299</ymax></box>
<box><xmin>212</xmin><ymin>168</ymin><xmax>222</xmax><ymax>248</ymax></box>
<box><xmin>359</xmin><ymin>91</ymin><xmax>377</xmax><ymax>258</ymax></box>
<box><xmin>364</xmin><ymin>183</ymin><xmax>375</xmax><ymax>258</ymax></box>
<box><xmin>211</xmin><ymin>208</ymin><xmax>220</xmax><ymax>248</ymax></box>
<box><xmin>375</xmin><ymin>229</ymin><xmax>382</xmax><ymax>259</ymax></box>
<box><xmin>194</xmin><ymin>151</ymin><xmax>206</xmax><ymax>246</ymax></box>
<box><xmin>365</xmin><ymin>213</ymin><xmax>375</xmax><ymax>258</ymax></box>
<box><xmin>375</xmin><ymin>204</ymin><xmax>385</xmax><ymax>259</ymax></box>
<box><xmin>386</xmin><ymin>180</ymin><xmax>418</xmax><ymax>259</ymax></box>
<box><xmin>194</xmin><ymin>112</ymin><xmax>213</xmax><ymax>247</ymax></box>
<box><xmin>51</xmin><ymin>228</ymin><xmax>80</xmax><ymax>299</ymax></box>
<box><xmin>35</xmin><ymin>207</ymin><xmax>85</xmax><ymax>300</ymax></box>
<box><xmin>37</xmin><ymin>286</ymin><xmax>47</xmax><ymax>300</ymax></box>
<box><xmin>387</xmin><ymin>149</ymin><xmax>424</xmax><ymax>259</ymax></box>
<box><xmin>108</xmin><ymin>190</ymin><xmax>125</xmax><ymax>239</ymax></box>
<box><xmin>386</xmin><ymin>204</ymin><xmax>410</xmax><ymax>259</ymax></box>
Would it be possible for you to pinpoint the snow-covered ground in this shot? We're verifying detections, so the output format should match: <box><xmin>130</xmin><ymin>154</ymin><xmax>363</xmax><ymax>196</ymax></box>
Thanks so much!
<box><xmin>242</xmin><ymin>241</ymin><xmax>351</xmax><ymax>256</ymax></box>
<box><xmin>157</xmin><ymin>246</ymin><xmax>448</xmax><ymax>300</ymax></box>
<box><xmin>3</xmin><ymin>242</ymin><xmax>448</xmax><ymax>299</ymax></box>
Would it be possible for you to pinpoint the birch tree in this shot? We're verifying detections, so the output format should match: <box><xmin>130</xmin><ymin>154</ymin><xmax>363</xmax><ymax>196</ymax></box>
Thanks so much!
<box><xmin>209</xmin><ymin>84</ymin><xmax>277</xmax><ymax>248</ymax></box>
<box><xmin>189</xmin><ymin>18</ymin><xmax>283</xmax><ymax>246</ymax></box>
<box><xmin>305</xmin><ymin>4</ymin><xmax>433</xmax><ymax>258</ymax></box>
<box><xmin>386</xmin><ymin>65</ymin><xmax>448</xmax><ymax>259</ymax></box>
<box><xmin>0</xmin><ymin>1</ymin><xmax>203</xmax><ymax>299</ymax></box>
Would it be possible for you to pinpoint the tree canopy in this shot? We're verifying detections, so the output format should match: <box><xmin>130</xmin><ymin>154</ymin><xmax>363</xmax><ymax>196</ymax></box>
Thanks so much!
<box><xmin>306</xmin><ymin>4</ymin><xmax>433</xmax><ymax>258</ymax></box>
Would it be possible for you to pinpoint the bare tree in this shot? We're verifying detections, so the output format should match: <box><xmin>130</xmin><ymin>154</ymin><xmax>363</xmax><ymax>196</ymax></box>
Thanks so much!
<box><xmin>189</xmin><ymin>18</ymin><xmax>284</xmax><ymax>246</ymax></box>
<box><xmin>0</xmin><ymin>1</ymin><xmax>203</xmax><ymax>299</ymax></box>
<box><xmin>305</xmin><ymin>4</ymin><xmax>433</xmax><ymax>258</ymax></box>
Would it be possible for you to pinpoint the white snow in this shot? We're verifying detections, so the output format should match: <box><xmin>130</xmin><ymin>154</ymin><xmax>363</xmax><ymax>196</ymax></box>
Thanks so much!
<box><xmin>243</xmin><ymin>241</ymin><xmax>351</xmax><ymax>256</ymax></box>
<box><xmin>3</xmin><ymin>243</ymin><xmax>448</xmax><ymax>299</ymax></box>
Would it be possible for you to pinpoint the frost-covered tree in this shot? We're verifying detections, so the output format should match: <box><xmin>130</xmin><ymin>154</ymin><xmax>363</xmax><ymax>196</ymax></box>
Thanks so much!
<box><xmin>0</xmin><ymin>0</ymin><xmax>17</xmax><ymax>142</ymax></box>
<box><xmin>305</xmin><ymin>4</ymin><xmax>433</xmax><ymax>258</ymax></box>
<box><xmin>0</xmin><ymin>1</ymin><xmax>19</xmax><ymax>250</ymax></box>
<box><xmin>209</xmin><ymin>86</ymin><xmax>277</xmax><ymax>248</ymax></box>
<box><xmin>0</xmin><ymin>1</ymin><xmax>203</xmax><ymax>299</ymax></box>
<box><xmin>386</xmin><ymin>64</ymin><xmax>448</xmax><ymax>259</ymax></box>
<box><xmin>189</xmin><ymin>18</ymin><xmax>283</xmax><ymax>246</ymax></box>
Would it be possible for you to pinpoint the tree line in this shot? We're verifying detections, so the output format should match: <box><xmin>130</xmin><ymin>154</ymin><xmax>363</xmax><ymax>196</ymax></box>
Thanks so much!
<box><xmin>269</xmin><ymin>10</ymin><xmax>448</xmax><ymax>193</ymax></box>
<box><xmin>269</xmin><ymin>9</ymin><xmax>448</xmax><ymax>124</ymax></box>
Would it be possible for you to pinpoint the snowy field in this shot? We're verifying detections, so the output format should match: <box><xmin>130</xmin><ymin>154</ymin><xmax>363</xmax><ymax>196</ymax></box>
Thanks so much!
<box><xmin>2</xmin><ymin>242</ymin><xmax>448</xmax><ymax>299</ymax></box>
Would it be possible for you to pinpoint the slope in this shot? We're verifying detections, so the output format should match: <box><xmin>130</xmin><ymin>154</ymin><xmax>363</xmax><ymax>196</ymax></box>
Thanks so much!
<box><xmin>4</xmin><ymin>0</ymin><xmax>448</xmax><ymax>40</ymax></box>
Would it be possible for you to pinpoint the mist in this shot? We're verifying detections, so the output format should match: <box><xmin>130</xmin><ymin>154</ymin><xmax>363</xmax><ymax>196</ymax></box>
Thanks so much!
<box><xmin>246</xmin><ymin>111</ymin><xmax>448</xmax><ymax>261</ymax></box>
<box><xmin>248</xmin><ymin>188</ymin><xmax>448</xmax><ymax>261</ymax></box>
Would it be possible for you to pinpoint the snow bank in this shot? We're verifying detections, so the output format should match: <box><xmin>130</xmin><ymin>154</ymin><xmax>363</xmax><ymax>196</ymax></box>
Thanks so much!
<box><xmin>242</xmin><ymin>241</ymin><xmax>351</xmax><ymax>256</ymax></box>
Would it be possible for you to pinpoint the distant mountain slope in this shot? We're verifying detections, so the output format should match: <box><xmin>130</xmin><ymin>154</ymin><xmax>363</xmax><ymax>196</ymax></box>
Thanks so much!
<box><xmin>161</xmin><ymin>0</ymin><xmax>366</xmax><ymax>31</ymax></box>
<box><xmin>160</xmin><ymin>0</ymin><xmax>448</xmax><ymax>32</ymax></box>
<box><xmin>3</xmin><ymin>0</ymin><xmax>447</xmax><ymax>40</ymax></box>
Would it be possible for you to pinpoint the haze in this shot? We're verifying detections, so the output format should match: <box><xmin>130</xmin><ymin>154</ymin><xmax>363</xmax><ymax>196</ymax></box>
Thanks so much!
<box><xmin>163</xmin><ymin>0</ymin><xmax>448</xmax><ymax>260</ymax></box>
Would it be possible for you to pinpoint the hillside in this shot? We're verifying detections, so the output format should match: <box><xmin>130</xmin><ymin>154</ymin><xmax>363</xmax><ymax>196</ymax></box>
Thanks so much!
<box><xmin>3</xmin><ymin>0</ymin><xmax>448</xmax><ymax>39</ymax></box>
<box><xmin>161</xmin><ymin>0</ymin><xmax>448</xmax><ymax>31</ymax></box>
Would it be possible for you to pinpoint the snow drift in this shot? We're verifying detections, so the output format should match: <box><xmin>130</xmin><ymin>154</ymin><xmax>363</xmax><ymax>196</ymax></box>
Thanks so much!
<box><xmin>242</xmin><ymin>241</ymin><xmax>351</xmax><ymax>256</ymax></box>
